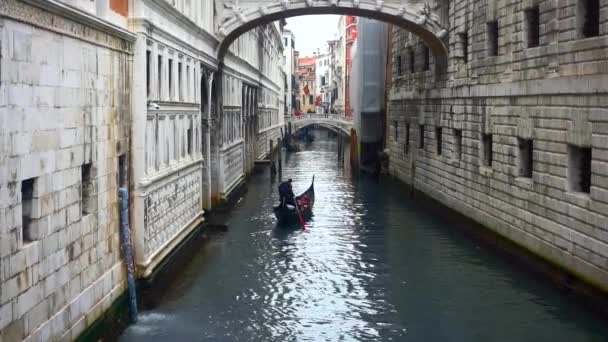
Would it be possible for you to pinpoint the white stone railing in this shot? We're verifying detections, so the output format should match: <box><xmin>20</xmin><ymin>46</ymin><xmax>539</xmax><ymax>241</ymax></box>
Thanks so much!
<box><xmin>288</xmin><ymin>113</ymin><xmax>353</xmax><ymax>135</ymax></box>
<box><xmin>291</xmin><ymin>113</ymin><xmax>353</xmax><ymax>123</ymax></box>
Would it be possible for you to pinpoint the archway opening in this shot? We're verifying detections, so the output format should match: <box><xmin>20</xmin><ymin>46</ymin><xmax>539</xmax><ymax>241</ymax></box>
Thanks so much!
<box><xmin>215</xmin><ymin>2</ymin><xmax>450</xmax><ymax>173</ymax></box>
<box><xmin>217</xmin><ymin>2</ymin><xmax>449</xmax><ymax>73</ymax></box>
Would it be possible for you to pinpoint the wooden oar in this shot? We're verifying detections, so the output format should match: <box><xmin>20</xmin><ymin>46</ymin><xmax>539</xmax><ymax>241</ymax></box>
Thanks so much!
<box><xmin>294</xmin><ymin>199</ymin><xmax>308</xmax><ymax>231</ymax></box>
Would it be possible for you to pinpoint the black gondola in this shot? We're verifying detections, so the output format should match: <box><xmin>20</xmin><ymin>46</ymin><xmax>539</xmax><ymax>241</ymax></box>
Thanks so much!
<box><xmin>273</xmin><ymin>176</ymin><xmax>315</xmax><ymax>223</ymax></box>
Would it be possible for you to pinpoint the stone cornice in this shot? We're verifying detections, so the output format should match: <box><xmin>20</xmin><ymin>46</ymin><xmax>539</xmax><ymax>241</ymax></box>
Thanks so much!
<box><xmin>16</xmin><ymin>0</ymin><xmax>136</xmax><ymax>42</ymax></box>
<box><xmin>143</xmin><ymin>0</ymin><xmax>218</xmax><ymax>44</ymax></box>
<box><xmin>143</xmin><ymin>20</ymin><xmax>219</xmax><ymax>68</ymax></box>
<box><xmin>389</xmin><ymin>74</ymin><xmax>608</xmax><ymax>101</ymax></box>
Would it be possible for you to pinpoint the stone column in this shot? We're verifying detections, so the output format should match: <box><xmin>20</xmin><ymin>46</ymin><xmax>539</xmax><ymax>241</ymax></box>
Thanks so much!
<box><xmin>171</xmin><ymin>54</ymin><xmax>178</xmax><ymax>101</ymax></box>
<box><xmin>210</xmin><ymin>69</ymin><xmax>223</xmax><ymax>205</ymax></box>
<box><xmin>150</xmin><ymin>42</ymin><xmax>158</xmax><ymax>100</ymax></box>
<box><xmin>161</xmin><ymin>47</ymin><xmax>169</xmax><ymax>102</ymax></box>
<box><xmin>203</xmin><ymin>72</ymin><xmax>215</xmax><ymax>209</ymax></box>
<box><xmin>180</xmin><ymin>57</ymin><xmax>185</xmax><ymax>102</ymax></box>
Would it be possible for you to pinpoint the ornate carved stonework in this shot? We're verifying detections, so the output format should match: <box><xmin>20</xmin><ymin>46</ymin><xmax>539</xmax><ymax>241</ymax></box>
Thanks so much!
<box><xmin>143</xmin><ymin>169</ymin><xmax>202</xmax><ymax>257</ymax></box>
<box><xmin>222</xmin><ymin>143</ymin><xmax>244</xmax><ymax>193</ymax></box>
<box><xmin>0</xmin><ymin>0</ymin><xmax>132</xmax><ymax>52</ymax></box>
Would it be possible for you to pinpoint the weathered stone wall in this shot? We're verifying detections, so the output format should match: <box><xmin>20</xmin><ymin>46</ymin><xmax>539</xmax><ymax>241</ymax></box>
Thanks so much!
<box><xmin>389</xmin><ymin>0</ymin><xmax>608</xmax><ymax>291</ymax></box>
<box><xmin>0</xmin><ymin>0</ymin><xmax>132</xmax><ymax>339</ymax></box>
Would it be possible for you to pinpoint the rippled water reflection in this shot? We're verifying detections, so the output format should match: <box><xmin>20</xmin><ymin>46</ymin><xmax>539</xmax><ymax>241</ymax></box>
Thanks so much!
<box><xmin>120</xmin><ymin>139</ymin><xmax>608</xmax><ymax>341</ymax></box>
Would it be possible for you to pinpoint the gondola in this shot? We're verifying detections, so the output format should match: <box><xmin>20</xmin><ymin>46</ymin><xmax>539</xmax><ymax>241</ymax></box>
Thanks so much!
<box><xmin>273</xmin><ymin>176</ymin><xmax>315</xmax><ymax>223</ymax></box>
<box><xmin>286</xmin><ymin>143</ymin><xmax>301</xmax><ymax>152</ymax></box>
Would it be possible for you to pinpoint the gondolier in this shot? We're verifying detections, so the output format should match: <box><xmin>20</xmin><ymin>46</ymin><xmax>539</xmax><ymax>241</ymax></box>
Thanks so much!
<box><xmin>274</xmin><ymin>176</ymin><xmax>315</xmax><ymax>224</ymax></box>
<box><xmin>278</xmin><ymin>179</ymin><xmax>295</xmax><ymax>208</ymax></box>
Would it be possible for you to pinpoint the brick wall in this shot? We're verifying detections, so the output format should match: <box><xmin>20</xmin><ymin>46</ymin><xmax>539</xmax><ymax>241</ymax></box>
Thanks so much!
<box><xmin>389</xmin><ymin>0</ymin><xmax>608</xmax><ymax>291</ymax></box>
<box><xmin>0</xmin><ymin>1</ymin><xmax>132</xmax><ymax>339</ymax></box>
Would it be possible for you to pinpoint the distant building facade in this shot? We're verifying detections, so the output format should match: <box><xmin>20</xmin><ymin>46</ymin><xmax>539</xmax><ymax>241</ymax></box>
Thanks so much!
<box><xmin>297</xmin><ymin>55</ymin><xmax>317</xmax><ymax>113</ymax></box>
<box><xmin>282</xmin><ymin>30</ymin><xmax>297</xmax><ymax>118</ymax></box>
<box><xmin>388</xmin><ymin>0</ymin><xmax>608</xmax><ymax>293</ymax></box>
<box><xmin>0</xmin><ymin>0</ymin><xmax>284</xmax><ymax>340</ymax></box>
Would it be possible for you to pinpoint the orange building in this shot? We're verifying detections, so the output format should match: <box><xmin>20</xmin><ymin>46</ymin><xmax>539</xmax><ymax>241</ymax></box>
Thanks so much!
<box><xmin>297</xmin><ymin>55</ymin><xmax>317</xmax><ymax>113</ymax></box>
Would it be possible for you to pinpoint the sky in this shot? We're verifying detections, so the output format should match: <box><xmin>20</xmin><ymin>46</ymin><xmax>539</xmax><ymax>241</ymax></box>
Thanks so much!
<box><xmin>285</xmin><ymin>15</ymin><xmax>340</xmax><ymax>56</ymax></box>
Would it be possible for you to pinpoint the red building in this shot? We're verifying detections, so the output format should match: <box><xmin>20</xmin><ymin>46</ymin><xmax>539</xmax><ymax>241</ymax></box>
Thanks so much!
<box><xmin>345</xmin><ymin>16</ymin><xmax>358</xmax><ymax>118</ymax></box>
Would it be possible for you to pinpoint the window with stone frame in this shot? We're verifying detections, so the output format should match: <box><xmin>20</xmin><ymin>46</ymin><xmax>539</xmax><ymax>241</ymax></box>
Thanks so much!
<box><xmin>481</xmin><ymin>134</ymin><xmax>493</xmax><ymax>167</ymax></box>
<box><xmin>394</xmin><ymin>121</ymin><xmax>399</xmax><ymax>140</ymax></box>
<box><xmin>186</xmin><ymin>65</ymin><xmax>190</xmax><ymax>101</ymax></box>
<box><xmin>397</xmin><ymin>55</ymin><xmax>403</xmax><ymax>75</ymax></box>
<box><xmin>578</xmin><ymin>0</ymin><xmax>600</xmax><ymax>38</ymax></box>
<box><xmin>409</xmin><ymin>48</ymin><xmax>415</xmax><ymax>73</ymax></box>
<box><xmin>81</xmin><ymin>163</ymin><xmax>94</xmax><ymax>215</ymax></box>
<box><xmin>419</xmin><ymin>124</ymin><xmax>425</xmax><ymax>149</ymax></box>
<box><xmin>157</xmin><ymin>55</ymin><xmax>162</xmax><ymax>98</ymax></box>
<box><xmin>146</xmin><ymin>50</ymin><xmax>151</xmax><ymax>97</ymax></box>
<box><xmin>168</xmin><ymin>58</ymin><xmax>173</xmax><ymax>97</ymax></box>
<box><xmin>178</xmin><ymin>62</ymin><xmax>183</xmax><ymax>101</ymax></box>
<box><xmin>423</xmin><ymin>46</ymin><xmax>430</xmax><ymax>71</ymax></box>
<box><xmin>524</xmin><ymin>6</ymin><xmax>540</xmax><ymax>48</ymax></box>
<box><xmin>436</xmin><ymin>126</ymin><xmax>443</xmax><ymax>156</ymax></box>
<box><xmin>21</xmin><ymin>178</ymin><xmax>36</xmax><ymax>243</ymax></box>
<box><xmin>187</xmin><ymin>121</ymin><xmax>193</xmax><ymax>155</ymax></box>
<box><xmin>518</xmin><ymin>138</ymin><xmax>534</xmax><ymax>178</ymax></box>
<box><xmin>568</xmin><ymin>145</ymin><xmax>592</xmax><ymax>193</ymax></box>
<box><xmin>458</xmin><ymin>32</ymin><xmax>469</xmax><ymax>63</ymax></box>
<box><xmin>405</xmin><ymin>123</ymin><xmax>410</xmax><ymax>155</ymax></box>
<box><xmin>487</xmin><ymin>21</ymin><xmax>499</xmax><ymax>56</ymax></box>
<box><xmin>453</xmin><ymin>129</ymin><xmax>462</xmax><ymax>160</ymax></box>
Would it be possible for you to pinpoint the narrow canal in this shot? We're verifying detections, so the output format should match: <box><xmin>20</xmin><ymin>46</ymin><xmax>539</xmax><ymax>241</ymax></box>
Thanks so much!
<box><xmin>120</xmin><ymin>136</ymin><xmax>608</xmax><ymax>341</ymax></box>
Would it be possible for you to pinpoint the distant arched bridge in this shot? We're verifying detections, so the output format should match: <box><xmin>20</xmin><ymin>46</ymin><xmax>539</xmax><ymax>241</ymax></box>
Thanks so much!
<box><xmin>290</xmin><ymin>113</ymin><xmax>353</xmax><ymax>136</ymax></box>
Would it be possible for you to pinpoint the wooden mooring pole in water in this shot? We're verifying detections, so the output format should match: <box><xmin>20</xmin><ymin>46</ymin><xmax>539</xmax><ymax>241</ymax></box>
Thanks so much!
<box><xmin>278</xmin><ymin>137</ymin><xmax>283</xmax><ymax>179</ymax></box>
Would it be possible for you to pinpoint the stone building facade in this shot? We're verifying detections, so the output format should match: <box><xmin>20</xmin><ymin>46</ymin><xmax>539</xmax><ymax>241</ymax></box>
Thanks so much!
<box><xmin>0</xmin><ymin>0</ymin><xmax>284</xmax><ymax>340</ymax></box>
<box><xmin>388</xmin><ymin>0</ymin><xmax>608</xmax><ymax>291</ymax></box>
<box><xmin>0</xmin><ymin>0</ymin><xmax>133</xmax><ymax>340</ymax></box>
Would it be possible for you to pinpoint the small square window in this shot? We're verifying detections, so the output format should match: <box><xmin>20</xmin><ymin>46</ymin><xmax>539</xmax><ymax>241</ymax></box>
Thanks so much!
<box><xmin>525</xmin><ymin>6</ymin><xmax>540</xmax><ymax>48</ymax></box>
<box><xmin>568</xmin><ymin>145</ymin><xmax>592</xmax><ymax>193</ymax></box>
<box><xmin>419</xmin><ymin>125</ymin><xmax>425</xmax><ymax>149</ymax></box>
<box><xmin>518</xmin><ymin>138</ymin><xmax>533</xmax><ymax>178</ymax></box>
<box><xmin>487</xmin><ymin>21</ymin><xmax>499</xmax><ymax>56</ymax></box>
<box><xmin>436</xmin><ymin>126</ymin><xmax>443</xmax><ymax>156</ymax></box>
<box><xmin>482</xmin><ymin>134</ymin><xmax>493</xmax><ymax>167</ymax></box>
<box><xmin>454</xmin><ymin>129</ymin><xmax>462</xmax><ymax>160</ymax></box>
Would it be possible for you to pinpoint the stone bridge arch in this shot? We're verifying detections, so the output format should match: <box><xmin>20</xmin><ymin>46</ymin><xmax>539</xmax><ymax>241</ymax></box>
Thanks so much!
<box><xmin>294</xmin><ymin>122</ymin><xmax>351</xmax><ymax>136</ymax></box>
<box><xmin>216</xmin><ymin>0</ymin><xmax>449</xmax><ymax>71</ymax></box>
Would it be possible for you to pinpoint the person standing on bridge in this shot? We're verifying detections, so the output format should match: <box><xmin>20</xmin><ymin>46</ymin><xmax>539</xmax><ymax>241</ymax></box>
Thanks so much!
<box><xmin>278</xmin><ymin>179</ymin><xmax>295</xmax><ymax>208</ymax></box>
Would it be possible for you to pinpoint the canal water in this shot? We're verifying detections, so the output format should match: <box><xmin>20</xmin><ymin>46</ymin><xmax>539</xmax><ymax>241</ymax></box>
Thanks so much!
<box><xmin>120</xmin><ymin>137</ymin><xmax>608</xmax><ymax>341</ymax></box>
